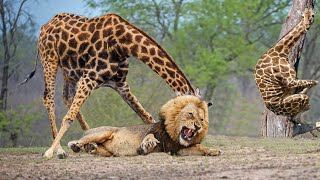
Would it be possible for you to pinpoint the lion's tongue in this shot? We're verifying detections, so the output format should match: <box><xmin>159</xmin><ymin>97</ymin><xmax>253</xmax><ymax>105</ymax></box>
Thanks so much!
<box><xmin>184</xmin><ymin>129</ymin><xmax>193</xmax><ymax>138</ymax></box>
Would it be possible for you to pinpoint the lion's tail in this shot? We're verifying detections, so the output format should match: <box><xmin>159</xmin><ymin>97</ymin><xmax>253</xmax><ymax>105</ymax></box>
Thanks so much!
<box><xmin>17</xmin><ymin>51</ymin><xmax>39</xmax><ymax>87</ymax></box>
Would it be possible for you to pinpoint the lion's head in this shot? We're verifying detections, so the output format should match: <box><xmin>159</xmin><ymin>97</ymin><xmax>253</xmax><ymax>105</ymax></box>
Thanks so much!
<box><xmin>159</xmin><ymin>95</ymin><xmax>210</xmax><ymax>147</ymax></box>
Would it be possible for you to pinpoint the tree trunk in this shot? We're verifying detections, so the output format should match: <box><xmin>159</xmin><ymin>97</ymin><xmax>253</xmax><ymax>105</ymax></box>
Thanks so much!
<box><xmin>0</xmin><ymin>0</ymin><xmax>29</xmax><ymax>111</ymax></box>
<box><xmin>0</xmin><ymin>0</ymin><xmax>9</xmax><ymax>111</ymax></box>
<box><xmin>261</xmin><ymin>0</ymin><xmax>315</xmax><ymax>137</ymax></box>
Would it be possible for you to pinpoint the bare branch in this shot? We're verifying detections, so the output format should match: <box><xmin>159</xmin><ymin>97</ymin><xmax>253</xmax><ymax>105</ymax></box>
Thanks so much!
<box><xmin>151</xmin><ymin>0</ymin><xmax>172</xmax><ymax>39</ymax></box>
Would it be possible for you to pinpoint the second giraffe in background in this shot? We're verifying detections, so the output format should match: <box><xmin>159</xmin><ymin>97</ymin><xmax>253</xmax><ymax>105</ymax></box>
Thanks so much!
<box><xmin>254</xmin><ymin>8</ymin><xmax>317</xmax><ymax>118</ymax></box>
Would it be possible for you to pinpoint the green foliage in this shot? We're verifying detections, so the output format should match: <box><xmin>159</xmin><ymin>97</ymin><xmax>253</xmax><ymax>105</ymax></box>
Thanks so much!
<box><xmin>81</xmin><ymin>0</ymin><xmax>291</xmax><ymax>136</ymax></box>
<box><xmin>81</xmin><ymin>60</ymin><xmax>174</xmax><ymax>127</ymax></box>
<box><xmin>185</xmin><ymin>48</ymin><xmax>229</xmax><ymax>88</ymax></box>
<box><xmin>86</xmin><ymin>0</ymin><xmax>184</xmax><ymax>39</ymax></box>
<box><xmin>166</xmin><ymin>0</ymin><xmax>290</xmax><ymax>86</ymax></box>
<box><xmin>0</xmin><ymin>103</ymin><xmax>44</xmax><ymax>147</ymax></box>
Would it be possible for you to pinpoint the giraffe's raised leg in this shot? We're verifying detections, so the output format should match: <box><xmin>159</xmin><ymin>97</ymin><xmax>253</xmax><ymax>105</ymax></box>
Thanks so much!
<box><xmin>113</xmin><ymin>82</ymin><xmax>155</xmax><ymax>124</ymax></box>
<box><xmin>297</xmin><ymin>80</ymin><xmax>318</xmax><ymax>94</ymax></box>
<box><xmin>284</xmin><ymin>78</ymin><xmax>318</xmax><ymax>92</ymax></box>
<box><xmin>279</xmin><ymin>94</ymin><xmax>310</xmax><ymax>117</ymax></box>
<box><xmin>41</xmin><ymin>53</ymin><xmax>66</xmax><ymax>159</ymax></box>
<box><xmin>43</xmin><ymin>76</ymin><xmax>97</xmax><ymax>159</ymax></box>
<box><xmin>62</xmin><ymin>81</ymin><xmax>89</xmax><ymax>130</ymax></box>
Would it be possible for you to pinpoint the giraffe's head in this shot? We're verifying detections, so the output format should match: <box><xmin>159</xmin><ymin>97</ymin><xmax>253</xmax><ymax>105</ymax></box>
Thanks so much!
<box><xmin>302</xmin><ymin>8</ymin><xmax>315</xmax><ymax>30</ymax></box>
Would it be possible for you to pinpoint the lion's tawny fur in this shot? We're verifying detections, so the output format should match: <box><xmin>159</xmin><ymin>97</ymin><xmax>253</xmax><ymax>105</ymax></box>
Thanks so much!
<box><xmin>160</xmin><ymin>95</ymin><xmax>209</xmax><ymax>145</ymax></box>
<box><xmin>68</xmin><ymin>95</ymin><xmax>219</xmax><ymax>157</ymax></box>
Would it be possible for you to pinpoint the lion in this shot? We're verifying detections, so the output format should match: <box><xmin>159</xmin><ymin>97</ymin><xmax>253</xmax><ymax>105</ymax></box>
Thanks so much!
<box><xmin>68</xmin><ymin>95</ymin><xmax>220</xmax><ymax>156</ymax></box>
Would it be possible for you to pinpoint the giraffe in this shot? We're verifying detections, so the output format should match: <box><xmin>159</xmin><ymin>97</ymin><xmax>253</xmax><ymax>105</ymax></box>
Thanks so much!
<box><xmin>254</xmin><ymin>8</ymin><xmax>317</xmax><ymax>118</ymax></box>
<box><xmin>20</xmin><ymin>13</ymin><xmax>195</xmax><ymax>159</ymax></box>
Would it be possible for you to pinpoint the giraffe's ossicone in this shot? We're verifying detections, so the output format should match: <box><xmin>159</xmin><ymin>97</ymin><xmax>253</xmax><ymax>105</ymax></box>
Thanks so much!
<box><xmin>19</xmin><ymin>13</ymin><xmax>195</xmax><ymax>159</ymax></box>
<box><xmin>254</xmin><ymin>8</ymin><xmax>318</xmax><ymax>118</ymax></box>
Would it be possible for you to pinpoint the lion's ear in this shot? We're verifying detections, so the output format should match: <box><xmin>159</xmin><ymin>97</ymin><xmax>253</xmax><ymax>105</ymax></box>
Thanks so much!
<box><xmin>195</xmin><ymin>88</ymin><xmax>201</xmax><ymax>97</ymax></box>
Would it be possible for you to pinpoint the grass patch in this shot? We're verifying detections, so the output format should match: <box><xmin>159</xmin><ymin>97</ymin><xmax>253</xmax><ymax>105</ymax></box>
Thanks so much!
<box><xmin>204</xmin><ymin>135</ymin><xmax>320</xmax><ymax>154</ymax></box>
<box><xmin>1</xmin><ymin>136</ymin><xmax>320</xmax><ymax>156</ymax></box>
<box><xmin>0</xmin><ymin>146</ymin><xmax>73</xmax><ymax>154</ymax></box>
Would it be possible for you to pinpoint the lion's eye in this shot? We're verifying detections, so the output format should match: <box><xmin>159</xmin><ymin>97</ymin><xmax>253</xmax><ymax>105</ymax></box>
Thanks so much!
<box><xmin>188</xmin><ymin>112</ymin><xmax>193</xmax><ymax>117</ymax></box>
<box><xmin>201</xmin><ymin>118</ymin><xmax>204</xmax><ymax>122</ymax></box>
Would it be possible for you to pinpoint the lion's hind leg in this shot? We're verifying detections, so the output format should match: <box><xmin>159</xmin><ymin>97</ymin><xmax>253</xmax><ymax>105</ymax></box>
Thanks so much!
<box><xmin>68</xmin><ymin>129</ymin><xmax>114</xmax><ymax>155</ymax></box>
<box><xmin>138</xmin><ymin>134</ymin><xmax>159</xmax><ymax>155</ymax></box>
<box><xmin>85</xmin><ymin>144</ymin><xmax>113</xmax><ymax>157</ymax></box>
<box><xmin>68</xmin><ymin>140</ymin><xmax>83</xmax><ymax>153</ymax></box>
<box><xmin>177</xmin><ymin>144</ymin><xmax>220</xmax><ymax>156</ymax></box>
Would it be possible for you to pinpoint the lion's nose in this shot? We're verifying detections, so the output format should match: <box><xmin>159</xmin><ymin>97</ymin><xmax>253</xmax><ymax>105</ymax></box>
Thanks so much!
<box><xmin>195</xmin><ymin>124</ymin><xmax>201</xmax><ymax>131</ymax></box>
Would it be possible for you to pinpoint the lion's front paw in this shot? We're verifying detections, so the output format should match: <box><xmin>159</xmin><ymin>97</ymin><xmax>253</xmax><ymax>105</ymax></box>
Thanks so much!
<box><xmin>205</xmin><ymin>148</ymin><xmax>221</xmax><ymax>156</ymax></box>
<box><xmin>140</xmin><ymin>134</ymin><xmax>159</xmax><ymax>155</ymax></box>
<box><xmin>84</xmin><ymin>143</ymin><xmax>98</xmax><ymax>154</ymax></box>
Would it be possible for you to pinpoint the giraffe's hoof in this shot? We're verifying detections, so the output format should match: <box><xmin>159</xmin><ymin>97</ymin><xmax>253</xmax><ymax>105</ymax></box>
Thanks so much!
<box><xmin>43</xmin><ymin>148</ymin><xmax>54</xmax><ymax>160</ymax></box>
<box><xmin>56</xmin><ymin>148</ymin><xmax>68</xmax><ymax>159</ymax></box>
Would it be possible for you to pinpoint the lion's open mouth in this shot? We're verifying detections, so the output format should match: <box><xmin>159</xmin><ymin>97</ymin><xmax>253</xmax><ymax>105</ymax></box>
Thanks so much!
<box><xmin>181</xmin><ymin>126</ymin><xmax>196</xmax><ymax>141</ymax></box>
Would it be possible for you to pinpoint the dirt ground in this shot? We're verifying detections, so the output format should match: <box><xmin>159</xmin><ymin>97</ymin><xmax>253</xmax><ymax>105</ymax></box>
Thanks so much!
<box><xmin>1</xmin><ymin>135</ymin><xmax>320</xmax><ymax>180</ymax></box>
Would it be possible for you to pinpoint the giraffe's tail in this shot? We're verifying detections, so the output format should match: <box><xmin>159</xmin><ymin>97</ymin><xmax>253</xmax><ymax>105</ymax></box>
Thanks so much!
<box><xmin>17</xmin><ymin>51</ymin><xmax>39</xmax><ymax>87</ymax></box>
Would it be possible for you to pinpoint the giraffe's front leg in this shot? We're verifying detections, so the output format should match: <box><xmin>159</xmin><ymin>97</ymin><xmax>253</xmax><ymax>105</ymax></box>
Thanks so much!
<box><xmin>114</xmin><ymin>82</ymin><xmax>155</xmax><ymax>124</ymax></box>
<box><xmin>62</xmin><ymin>81</ymin><xmax>90</xmax><ymax>130</ymax></box>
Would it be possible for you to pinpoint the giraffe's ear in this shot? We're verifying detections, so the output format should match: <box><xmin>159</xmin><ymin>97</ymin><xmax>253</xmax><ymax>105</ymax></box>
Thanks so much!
<box><xmin>298</xmin><ymin>9</ymin><xmax>303</xmax><ymax>17</ymax></box>
<box><xmin>195</xmin><ymin>88</ymin><xmax>201</xmax><ymax>97</ymax></box>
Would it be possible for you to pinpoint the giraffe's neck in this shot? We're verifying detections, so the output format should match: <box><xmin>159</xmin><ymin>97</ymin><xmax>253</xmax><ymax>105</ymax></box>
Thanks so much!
<box><xmin>273</xmin><ymin>20</ymin><xmax>306</xmax><ymax>55</ymax></box>
<box><xmin>113</xmin><ymin>15</ymin><xmax>195</xmax><ymax>95</ymax></box>
<box><xmin>136</xmin><ymin>42</ymin><xmax>194</xmax><ymax>95</ymax></box>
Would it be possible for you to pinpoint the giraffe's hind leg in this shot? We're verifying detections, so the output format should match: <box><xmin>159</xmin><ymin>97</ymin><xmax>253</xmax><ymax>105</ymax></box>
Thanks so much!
<box><xmin>41</xmin><ymin>53</ymin><xmax>67</xmax><ymax>159</ymax></box>
<box><xmin>43</xmin><ymin>76</ymin><xmax>98</xmax><ymax>159</ymax></box>
<box><xmin>279</xmin><ymin>94</ymin><xmax>310</xmax><ymax>117</ymax></box>
<box><xmin>62</xmin><ymin>80</ymin><xmax>89</xmax><ymax>130</ymax></box>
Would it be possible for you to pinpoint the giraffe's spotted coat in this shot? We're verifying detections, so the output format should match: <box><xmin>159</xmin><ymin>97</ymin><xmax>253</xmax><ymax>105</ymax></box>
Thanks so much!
<box><xmin>254</xmin><ymin>8</ymin><xmax>317</xmax><ymax>117</ymax></box>
<box><xmin>38</xmin><ymin>13</ymin><xmax>195</xmax><ymax>159</ymax></box>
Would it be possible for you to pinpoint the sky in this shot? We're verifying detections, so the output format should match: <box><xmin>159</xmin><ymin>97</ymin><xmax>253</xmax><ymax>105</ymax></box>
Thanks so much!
<box><xmin>27</xmin><ymin>0</ymin><xmax>100</xmax><ymax>33</ymax></box>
